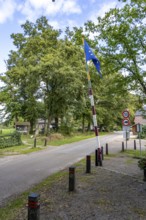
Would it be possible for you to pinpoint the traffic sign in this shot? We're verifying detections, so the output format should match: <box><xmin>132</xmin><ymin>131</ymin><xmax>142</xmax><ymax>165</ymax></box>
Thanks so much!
<box><xmin>122</xmin><ymin>110</ymin><xmax>130</xmax><ymax>118</ymax></box>
<box><xmin>122</xmin><ymin>119</ymin><xmax>130</xmax><ymax>126</ymax></box>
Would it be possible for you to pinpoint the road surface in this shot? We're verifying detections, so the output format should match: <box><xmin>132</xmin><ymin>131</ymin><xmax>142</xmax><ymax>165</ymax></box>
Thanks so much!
<box><xmin>0</xmin><ymin>132</ymin><xmax>124</xmax><ymax>205</ymax></box>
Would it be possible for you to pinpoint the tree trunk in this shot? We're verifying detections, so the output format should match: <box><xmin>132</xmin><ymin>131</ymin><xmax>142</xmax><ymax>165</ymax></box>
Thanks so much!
<box><xmin>29</xmin><ymin>121</ymin><xmax>34</xmax><ymax>134</ymax></box>
<box><xmin>46</xmin><ymin>117</ymin><xmax>51</xmax><ymax>136</ymax></box>
<box><xmin>82</xmin><ymin>113</ymin><xmax>85</xmax><ymax>133</ymax></box>
<box><xmin>87</xmin><ymin>121</ymin><xmax>91</xmax><ymax>132</ymax></box>
<box><xmin>55</xmin><ymin>117</ymin><xmax>59</xmax><ymax>131</ymax></box>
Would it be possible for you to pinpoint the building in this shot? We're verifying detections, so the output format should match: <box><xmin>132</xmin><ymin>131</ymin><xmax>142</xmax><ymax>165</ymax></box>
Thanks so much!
<box><xmin>132</xmin><ymin>106</ymin><xmax>146</xmax><ymax>134</ymax></box>
<box><xmin>134</xmin><ymin>106</ymin><xmax>146</xmax><ymax>125</ymax></box>
<box><xmin>15</xmin><ymin>122</ymin><xmax>30</xmax><ymax>134</ymax></box>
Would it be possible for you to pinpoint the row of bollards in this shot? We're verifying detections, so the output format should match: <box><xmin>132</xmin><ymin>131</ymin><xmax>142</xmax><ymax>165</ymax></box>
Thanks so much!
<box><xmin>28</xmin><ymin>143</ymin><xmax>110</xmax><ymax>219</ymax></box>
<box><xmin>121</xmin><ymin>140</ymin><xmax>137</xmax><ymax>152</ymax></box>
<box><xmin>33</xmin><ymin>138</ymin><xmax>48</xmax><ymax>148</ymax></box>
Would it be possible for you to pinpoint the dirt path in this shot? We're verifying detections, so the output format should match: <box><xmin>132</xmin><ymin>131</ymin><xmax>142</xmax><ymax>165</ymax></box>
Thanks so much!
<box><xmin>15</xmin><ymin>154</ymin><xmax>146</xmax><ymax>220</ymax></box>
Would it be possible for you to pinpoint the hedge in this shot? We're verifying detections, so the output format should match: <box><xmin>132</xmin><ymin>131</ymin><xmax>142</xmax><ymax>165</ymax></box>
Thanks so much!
<box><xmin>0</xmin><ymin>131</ymin><xmax>22</xmax><ymax>148</ymax></box>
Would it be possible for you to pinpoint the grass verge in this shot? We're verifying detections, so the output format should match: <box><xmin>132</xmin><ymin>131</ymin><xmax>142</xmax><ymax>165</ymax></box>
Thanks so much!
<box><xmin>121</xmin><ymin>149</ymin><xmax>146</xmax><ymax>158</ymax></box>
<box><xmin>0</xmin><ymin>150</ymin><xmax>127</xmax><ymax>219</ymax></box>
<box><xmin>0</xmin><ymin>171</ymin><xmax>68</xmax><ymax>220</ymax></box>
<box><xmin>0</xmin><ymin>132</ymin><xmax>109</xmax><ymax>156</ymax></box>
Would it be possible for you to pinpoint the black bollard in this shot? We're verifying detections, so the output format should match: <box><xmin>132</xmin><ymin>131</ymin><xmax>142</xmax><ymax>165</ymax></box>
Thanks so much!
<box><xmin>122</xmin><ymin>142</ymin><xmax>124</xmax><ymax>152</ymax></box>
<box><xmin>69</xmin><ymin>167</ymin><xmax>75</xmax><ymax>191</ymax></box>
<box><xmin>106</xmin><ymin>143</ymin><xmax>108</xmax><ymax>155</ymax></box>
<box><xmin>28</xmin><ymin>193</ymin><xmax>40</xmax><ymax>220</ymax></box>
<box><xmin>101</xmin><ymin>146</ymin><xmax>104</xmax><ymax>160</ymax></box>
<box><xmin>95</xmin><ymin>149</ymin><xmax>98</xmax><ymax>166</ymax></box>
<box><xmin>134</xmin><ymin>140</ymin><xmax>136</xmax><ymax>150</ymax></box>
<box><xmin>98</xmin><ymin>148</ymin><xmax>102</xmax><ymax>166</ymax></box>
<box><xmin>34</xmin><ymin>138</ymin><xmax>36</xmax><ymax>148</ymax></box>
<box><xmin>86</xmin><ymin>155</ymin><xmax>91</xmax><ymax>173</ymax></box>
<box><xmin>143</xmin><ymin>168</ymin><xmax>146</xmax><ymax>182</ymax></box>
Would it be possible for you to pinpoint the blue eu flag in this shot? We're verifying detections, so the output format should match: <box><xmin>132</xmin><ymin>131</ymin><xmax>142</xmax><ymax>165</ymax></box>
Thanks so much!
<box><xmin>84</xmin><ymin>39</ymin><xmax>102</xmax><ymax>78</ymax></box>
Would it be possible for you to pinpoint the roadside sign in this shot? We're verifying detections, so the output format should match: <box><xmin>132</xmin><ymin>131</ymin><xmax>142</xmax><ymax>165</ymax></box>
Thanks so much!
<box><xmin>122</xmin><ymin>119</ymin><xmax>130</xmax><ymax>126</ymax></box>
<box><xmin>123</xmin><ymin>126</ymin><xmax>130</xmax><ymax>131</ymax></box>
<box><xmin>136</xmin><ymin>124</ymin><xmax>142</xmax><ymax>132</ymax></box>
<box><xmin>122</xmin><ymin>110</ymin><xmax>130</xmax><ymax>118</ymax></box>
<box><xmin>123</xmin><ymin>126</ymin><xmax>130</xmax><ymax>139</ymax></box>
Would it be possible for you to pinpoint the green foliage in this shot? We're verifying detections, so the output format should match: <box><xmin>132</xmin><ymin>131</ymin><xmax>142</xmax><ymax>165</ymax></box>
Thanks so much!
<box><xmin>0</xmin><ymin>131</ymin><xmax>22</xmax><ymax>148</ymax></box>
<box><xmin>85</xmin><ymin>0</ymin><xmax>146</xmax><ymax>96</ymax></box>
<box><xmin>137</xmin><ymin>125</ymin><xmax>146</xmax><ymax>139</ymax></box>
<box><xmin>142</xmin><ymin>125</ymin><xmax>146</xmax><ymax>133</ymax></box>
<box><xmin>138</xmin><ymin>158</ymin><xmax>146</xmax><ymax>170</ymax></box>
<box><xmin>0</xmin><ymin>9</ymin><xmax>142</xmax><ymax>134</ymax></box>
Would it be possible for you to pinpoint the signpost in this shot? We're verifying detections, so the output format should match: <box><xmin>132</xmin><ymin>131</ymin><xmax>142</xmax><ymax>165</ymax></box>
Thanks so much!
<box><xmin>136</xmin><ymin>123</ymin><xmax>142</xmax><ymax>156</ymax></box>
<box><xmin>122</xmin><ymin>110</ymin><xmax>130</xmax><ymax>149</ymax></box>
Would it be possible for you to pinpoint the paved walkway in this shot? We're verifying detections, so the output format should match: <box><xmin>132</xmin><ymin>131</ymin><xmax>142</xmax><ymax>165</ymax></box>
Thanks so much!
<box><xmin>106</xmin><ymin>134</ymin><xmax>146</xmax><ymax>154</ymax></box>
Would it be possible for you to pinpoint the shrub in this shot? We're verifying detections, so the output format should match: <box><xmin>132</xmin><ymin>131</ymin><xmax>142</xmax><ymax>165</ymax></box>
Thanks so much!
<box><xmin>138</xmin><ymin>158</ymin><xmax>146</xmax><ymax>170</ymax></box>
<box><xmin>137</xmin><ymin>125</ymin><xmax>146</xmax><ymax>139</ymax></box>
<box><xmin>0</xmin><ymin>131</ymin><xmax>22</xmax><ymax>148</ymax></box>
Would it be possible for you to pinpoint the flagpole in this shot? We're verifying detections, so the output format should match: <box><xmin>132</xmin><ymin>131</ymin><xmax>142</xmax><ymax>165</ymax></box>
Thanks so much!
<box><xmin>82</xmin><ymin>37</ymin><xmax>100</xmax><ymax>149</ymax></box>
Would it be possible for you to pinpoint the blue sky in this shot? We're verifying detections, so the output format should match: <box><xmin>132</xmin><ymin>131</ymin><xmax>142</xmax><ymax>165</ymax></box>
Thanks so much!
<box><xmin>0</xmin><ymin>0</ymin><xmax>122</xmax><ymax>74</ymax></box>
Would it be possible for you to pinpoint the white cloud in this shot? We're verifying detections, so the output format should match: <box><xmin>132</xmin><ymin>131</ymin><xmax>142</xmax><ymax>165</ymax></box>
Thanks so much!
<box><xmin>98</xmin><ymin>2</ymin><xmax>117</xmax><ymax>18</ymax></box>
<box><xmin>0</xmin><ymin>0</ymin><xmax>16</xmax><ymax>23</ymax></box>
<box><xmin>66</xmin><ymin>19</ymin><xmax>79</xmax><ymax>28</ymax></box>
<box><xmin>0</xmin><ymin>60</ymin><xmax>6</xmax><ymax>74</ymax></box>
<box><xmin>62</xmin><ymin>1</ymin><xmax>81</xmax><ymax>14</ymax></box>
<box><xmin>89</xmin><ymin>1</ymin><xmax>117</xmax><ymax>23</ymax></box>
<box><xmin>18</xmin><ymin>0</ymin><xmax>82</xmax><ymax>22</ymax></box>
<box><xmin>49</xmin><ymin>20</ymin><xmax>60</xmax><ymax>30</ymax></box>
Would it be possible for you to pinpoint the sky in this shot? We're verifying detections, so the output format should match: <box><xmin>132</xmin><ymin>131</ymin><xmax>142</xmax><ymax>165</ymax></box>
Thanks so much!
<box><xmin>0</xmin><ymin>0</ymin><xmax>123</xmax><ymax>74</ymax></box>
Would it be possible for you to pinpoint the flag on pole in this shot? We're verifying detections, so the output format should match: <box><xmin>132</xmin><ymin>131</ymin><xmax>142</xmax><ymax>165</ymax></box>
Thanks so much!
<box><xmin>84</xmin><ymin>39</ymin><xmax>102</xmax><ymax>78</ymax></box>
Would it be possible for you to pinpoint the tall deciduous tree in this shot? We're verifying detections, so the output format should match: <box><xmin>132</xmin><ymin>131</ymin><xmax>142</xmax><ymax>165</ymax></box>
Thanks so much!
<box><xmin>85</xmin><ymin>0</ymin><xmax>146</xmax><ymax>96</ymax></box>
<box><xmin>0</xmin><ymin>17</ymin><xmax>61</xmax><ymax>133</ymax></box>
<box><xmin>0</xmin><ymin>17</ymin><xmax>87</xmax><ymax>134</ymax></box>
<box><xmin>40</xmin><ymin>39</ymin><xmax>86</xmax><ymax>134</ymax></box>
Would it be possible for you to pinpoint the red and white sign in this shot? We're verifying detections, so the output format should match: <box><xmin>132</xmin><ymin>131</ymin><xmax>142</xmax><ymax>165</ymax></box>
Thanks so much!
<box><xmin>122</xmin><ymin>110</ymin><xmax>130</xmax><ymax>118</ymax></box>
<box><xmin>122</xmin><ymin>119</ymin><xmax>130</xmax><ymax>126</ymax></box>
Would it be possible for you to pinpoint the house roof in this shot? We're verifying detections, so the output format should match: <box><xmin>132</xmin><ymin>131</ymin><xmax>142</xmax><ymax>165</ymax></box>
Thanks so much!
<box><xmin>134</xmin><ymin>116</ymin><xmax>146</xmax><ymax>125</ymax></box>
<box><xmin>15</xmin><ymin>122</ymin><xmax>30</xmax><ymax>126</ymax></box>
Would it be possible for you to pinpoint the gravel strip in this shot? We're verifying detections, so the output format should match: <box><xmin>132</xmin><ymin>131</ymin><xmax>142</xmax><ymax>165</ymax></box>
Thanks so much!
<box><xmin>16</xmin><ymin>155</ymin><xmax>146</xmax><ymax>220</ymax></box>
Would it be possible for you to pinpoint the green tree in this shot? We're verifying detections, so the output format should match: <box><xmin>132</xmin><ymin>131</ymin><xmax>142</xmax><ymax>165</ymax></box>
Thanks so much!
<box><xmin>40</xmin><ymin>39</ymin><xmax>86</xmax><ymax>134</ymax></box>
<box><xmin>0</xmin><ymin>17</ymin><xmax>61</xmax><ymax>133</ymax></box>
<box><xmin>0</xmin><ymin>17</ymin><xmax>87</xmax><ymax>134</ymax></box>
<box><xmin>85</xmin><ymin>0</ymin><xmax>146</xmax><ymax>95</ymax></box>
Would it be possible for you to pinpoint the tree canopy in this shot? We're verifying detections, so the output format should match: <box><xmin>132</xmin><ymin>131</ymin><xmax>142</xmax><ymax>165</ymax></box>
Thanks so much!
<box><xmin>0</xmin><ymin>0</ymin><xmax>144</xmax><ymax>134</ymax></box>
<box><xmin>85</xmin><ymin>0</ymin><xmax>146</xmax><ymax>96</ymax></box>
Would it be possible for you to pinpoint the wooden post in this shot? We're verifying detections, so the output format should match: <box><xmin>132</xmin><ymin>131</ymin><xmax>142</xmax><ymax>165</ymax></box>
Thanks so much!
<box><xmin>44</xmin><ymin>138</ymin><xmax>47</xmax><ymax>146</ymax></box>
<box><xmin>34</xmin><ymin>138</ymin><xmax>36</xmax><ymax>148</ymax></box>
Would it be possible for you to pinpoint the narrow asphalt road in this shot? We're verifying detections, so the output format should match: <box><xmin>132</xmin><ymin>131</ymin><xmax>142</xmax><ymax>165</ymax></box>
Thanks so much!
<box><xmin>0</xmin><ymin>132</ymin><xmax>125</xmax><ymax>205</ymax></box>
